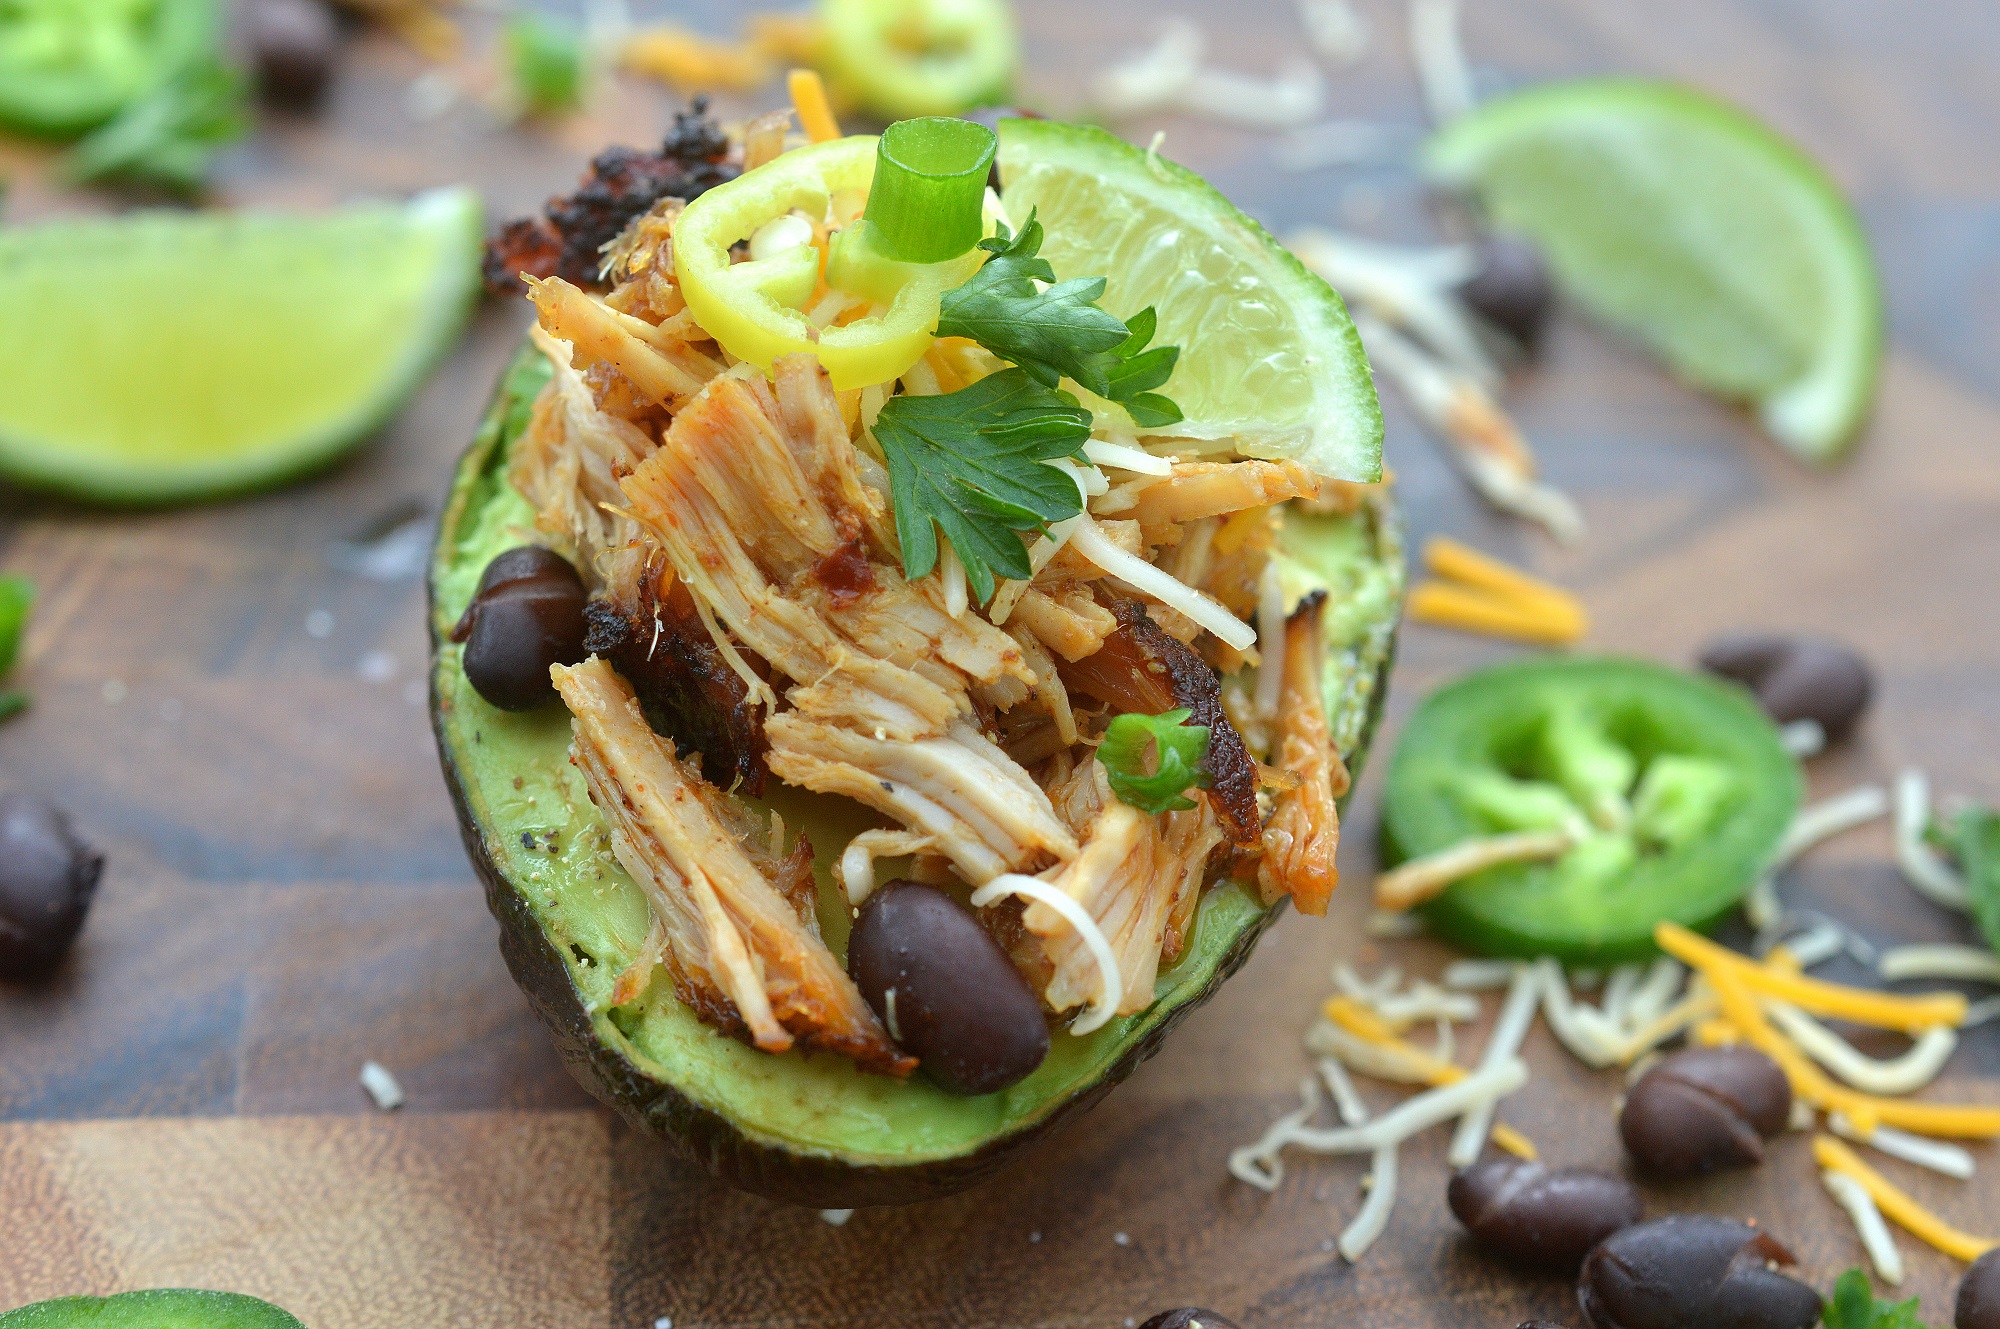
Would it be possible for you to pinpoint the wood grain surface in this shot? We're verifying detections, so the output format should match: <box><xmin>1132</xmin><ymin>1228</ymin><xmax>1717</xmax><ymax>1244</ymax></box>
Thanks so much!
<box><xmin>3</xmin><ymin>1</ymin><xmax>1999</xmax><ymax>1326</ymax></box>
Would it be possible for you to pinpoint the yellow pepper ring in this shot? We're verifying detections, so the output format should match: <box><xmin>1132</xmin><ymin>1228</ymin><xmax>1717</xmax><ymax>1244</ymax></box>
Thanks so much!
<box><xmin>672</xmin><ymin>135</ymin><xmax>983</xmax><ymax>391</ymax></box>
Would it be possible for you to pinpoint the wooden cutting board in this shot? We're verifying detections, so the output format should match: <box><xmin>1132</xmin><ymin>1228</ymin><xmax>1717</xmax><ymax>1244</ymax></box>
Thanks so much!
<box><xmin>4</xmin><ymin>1</ymin><xmax>1998</xmax><ymax>1326</ymax></box>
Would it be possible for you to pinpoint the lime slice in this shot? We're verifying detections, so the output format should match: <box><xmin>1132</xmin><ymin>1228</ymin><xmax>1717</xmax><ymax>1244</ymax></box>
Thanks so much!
<box><xmin>1426</xmin><ymin>79</ymin><xmax>1882</xmax><ymax>462</ymax></box>
<box><xmin>998</xmin><ymin>119</ymin><xmax>1383</xmax><ymax>483</ymax></box>
<box><xmin>0</xmin><ymin>187</ymin><xmax>483</xmax><ymax>503</ymax></box>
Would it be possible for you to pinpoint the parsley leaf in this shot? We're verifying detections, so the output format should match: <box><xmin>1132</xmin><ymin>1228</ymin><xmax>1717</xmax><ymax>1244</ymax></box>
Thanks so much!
<box><xmin>936</xmin><ymin>212</ymin><xmax>1184</xmax><ymax>427</ymax></box>
<box><xmin>872</xmin><ymin>368</ymin><xmax>1092</xmax><ymax>604</ymax></box>
<box><xmin>1823</xmin><ymin>1268</ymin><xmax>1936</xmax><ymax>1329</ymax></box>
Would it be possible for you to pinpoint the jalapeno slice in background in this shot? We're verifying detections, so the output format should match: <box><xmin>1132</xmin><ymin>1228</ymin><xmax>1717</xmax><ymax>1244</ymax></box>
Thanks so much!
<box><xmin>0</xmin><ymin>0</ymin><xmax>216</xmax><ymax>137</ymax></box>
<box><xmin>821</xmin><ymin>0</ymin><xmax>1018</xmax><ymax>121</ymax></box>
<box><xmin>1382</xmin><ymin>656</ymin><xmax>1801</xmax><ymax>963</ymax></box>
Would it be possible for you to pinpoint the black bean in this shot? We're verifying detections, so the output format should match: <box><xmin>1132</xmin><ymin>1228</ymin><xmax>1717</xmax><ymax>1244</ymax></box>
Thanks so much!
<box><xmin>1697</xmin><ymin>632</ymin><xmax>1873</xmax><ymax>743</ymax></box>
<box><xmin>1137</xmin><ymin>1312</ymin><xmax>1238</xmax><ymax>1329</ymax></box>
<box><xmin>847</xmin><ymin>879</ymin><xmax>1049</xmax><ymax>1096</ymax></box>
<box><xmin>1578</xmin><ymin>1216</ymin><xmax>1820</xmax><ymax>1329</ymax></box>
<box><xmin>1457</xmin><ymin>233</ymin><xmax>1556</xmax><ymax>350</ymax></box>
<box><xmin>1449</xmin><ymin>1159</ymin><xmax>1644</xmax><ymax>1272</ymax></box>
<box><xmin>456</xmin><ymin>547</ymin><xmax>589</xmax><ymax>712</ymax></box>
<box><xmin>1960</xmin><ymin>1248</ymin><xmax>2000</xmax><ymax>1329</ymax></box>
<box><xmin>244</xmin><ymin>0</ymin><xmax>340</xmax><ymax>108</ymax></box>
<box><xmin>0</xmin><ymin>794</ymin><xmax>105</xmax><ymax>981</ymax></box>
<box><xmin>1620</xmin><ymin>1045</ymin><xmax>1790</xmax><ymax>1177</ymax></box>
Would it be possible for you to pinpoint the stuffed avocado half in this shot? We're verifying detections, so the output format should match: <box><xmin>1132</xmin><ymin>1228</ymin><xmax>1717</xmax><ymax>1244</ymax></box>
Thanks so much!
<box><xmin>432</xmin><ymin>110</ymin><xmax>1399</xmax><ymax>1206</ymax></box>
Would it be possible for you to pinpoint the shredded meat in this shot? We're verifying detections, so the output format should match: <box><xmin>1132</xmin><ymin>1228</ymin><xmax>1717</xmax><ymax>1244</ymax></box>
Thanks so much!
<box><xmin>582</xmin><ymin>556</ymin><xmax>768</xmax><ymax>794</ymax></box>
<box><xmin>555</xmin><ymin>658</ymin><xmax>910</xmax><ymax>1073</ymax></box>
<box><xmin>483</xmin><ymin>101</ymin><xmax>738</xmax><ymax>293</ymax></box>
<box><xmin>510</xmin><ymin>326</ymin><xmax>656</xmax><ymax>573</ymax></box>
<box><xmin>1026</xmin><ymin>761</ymin><xmax>1229</xmax><ymax>1015</ymax></box>
<box><xmin>1110</xmin><ymin>459</ymin><xmax>1321</xmax><ymax>526</ymax></box>
<box><xmin>618</xmin><ymin>356</ymin><xmax>1077</xmax><ymax>884</ymax></box>
<box><xmin>1058</xmin><ymin>600</ymin><xmax>1263</xmax><ymax>847</ymax></box>
<box><xmin>1257</xmin><ymin>592</ymin><xmax>1348</xmax><ymax>916</ymax></box>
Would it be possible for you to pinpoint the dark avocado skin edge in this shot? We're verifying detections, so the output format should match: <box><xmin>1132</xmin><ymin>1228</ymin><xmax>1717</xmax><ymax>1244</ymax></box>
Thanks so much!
<box><xmin>428</xmin><ymin>345</ymin><xmax>1402</xmax><ymax>1208</ymax></box>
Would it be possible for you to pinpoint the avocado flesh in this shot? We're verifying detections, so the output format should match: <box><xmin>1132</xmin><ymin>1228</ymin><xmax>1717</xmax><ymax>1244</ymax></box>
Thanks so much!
<box><xmin>430</xmin><ymin>348</ymin><xmax>1404</xmax><ymax>1204</ymax></box>
<box><xmin>0</xmin><ymin>1290</ymin><xmax>307</xmax><ymax>1328</ymax></box>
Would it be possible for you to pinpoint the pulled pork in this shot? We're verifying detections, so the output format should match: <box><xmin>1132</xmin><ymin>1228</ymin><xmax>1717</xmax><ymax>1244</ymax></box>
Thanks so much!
<box><xmin>619</xmin><ymin>356</ymin><xmax>1078</xmax><ymax>885</ymax></box>
<box><xmin>1257</xmin><ymin>592</ymin><xmax>1350</xmax><ymax>916</ymax></box>
<box><xmin>555</xmin><ymin>658</ymin><xmax>911</xmax><ymax>1074</ymax></box>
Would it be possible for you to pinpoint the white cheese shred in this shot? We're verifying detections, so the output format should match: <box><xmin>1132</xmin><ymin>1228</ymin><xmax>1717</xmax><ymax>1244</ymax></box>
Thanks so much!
<box><xmin>359</xmin><ymin>1060</ymin><xmax>405</xmax><ymax>1111</ymax></box>
<box><xmin>940</xmin><ymin>543</ymin><xmax>969</xmax><ymax>619</ymax></box>
<box><xmin>1339</xmin><ymin>1145</ymin><xmax>1399</xmax><ymax>1262</ymax></box>
<box><xmin>1448</xmin><ymin>964</ymin><xmax>1541</xmax><ymax>1167</ymax></box>
<box><xmin>1894</xmin><ymin>769</ymin><xmax>1972</xmax><ymax>911</ymax></box>
<box><xmin>972</xmin><ymin>873</ymin><xmax>1123</xmax><ymax>1035</ymax></box>
<box><xmin>1829</xmin><ymin>1113</ymin><xmax>1977</xmax><ymax>1180</ymax></box>
<box><xmin>1299</xmin><ymin>0</ymin><xmax>1371</xmax><ymax>64</ymax></box>
<box><xmin>1764</xmin><ymin>1001</ymin><xmax>1958</xmax><ymax>1097</ymax></box>
<box><xmin>1317</xmin><ymin>1056</ymin><xmax>1371</xmax><ymax>1126</ymax></box>
<box><xmin>1070</xmin><ymin>516</ymin><xmax>1258</xmax><ymax>650</ymax></box>
<box><xmin>1822</xmin><ymin>1169</ymin><xmax>1906</xmax><ymax>1285</ymax></box>
<box><xmin>1780</xmin><ymin>718</ymin><xmax>1827</xmax><ymax>758</ymax></box>
<box><xmin>1409</xmin><ymin>0</ymin><xmax>1474</xmax><ymax>125</ymax></box>
<box><xmin>1442</xmin><ymin>958</ymin><xmax>1518</xmax><ymax>992</ymax></box>
<box><xmin>1879</xmin><ymin>944</ymin><xmax>2000</xmax><ymax>986</ymax></box>
<box><xmin>1775</xmin><ymin>784</ymin><xmax>1889</xmax><ymax>865</ymax></box>
<box><xmin>1083</xmin><ymin>438</ymin><xmax>1175</xmax><ymax>475</ymax></box>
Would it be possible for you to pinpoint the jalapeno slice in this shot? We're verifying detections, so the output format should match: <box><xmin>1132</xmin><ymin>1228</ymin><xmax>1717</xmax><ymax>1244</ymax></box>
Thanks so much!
<box><xmin>0</xmin><ymin>0</ymin><xmax>215</xmax><ymax>137</ymax></box>
<box><xmin>672</xmin><ymin>125</ymin><xmax>988</xmax><ymax>390</ymax></box>
<box><xmin>821</xmin><ymin>0</ymin><xmax>1018</xmax><ymax>120</ymax></box>
<box><xmin>1382</xmin><ymin>656</ymin><xmax>1801</xmax><ymax>963</ymax></box>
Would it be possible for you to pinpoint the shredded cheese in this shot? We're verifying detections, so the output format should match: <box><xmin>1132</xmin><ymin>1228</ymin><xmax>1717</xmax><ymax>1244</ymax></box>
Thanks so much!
<box><xmin>1774</xmin><ymin>784</ymin><xmax>1889</xmax><ymax>865</ymax></box>
<box><xmin>621</xmin><ymin>27</ymin><xmax>772</xmax><ymax>92</ymax></box>
<box><xmin>1780</xmin><ymin>719</ymin><xmax>1827</xmax><ymax>758</ymax></box>
<box><xmin>1422</xmin><ymin>537</ymin><xmax>1584</xmax><ymax>619</ymax></box>
<box><xmin>1316</xmin><ymin>999</ymin><xmax>1537</xmax><ymax>1159</ymax></box>
<box><xmin>1829</xmin><ymin>1113</ymin><xmax>1977</xmax><ymax>1181</ymax></box>
<box><xmin>939</xmin><ymin>543</ymin><xmax>969</xmax><ymax>619</ymax></box>
<box><xmin>1409</xmin><ymin>0</ymin><xmax>1474</xmax><ymax>125</ymax></box>
<box><xmin>1340</xmin><ymin>1144</ymin><xmax>1399</xmax><ymax>1262</ymax></box>
<box><xmin>1814</xmin><ymin>1136</ymin><xmax>1998</xmax><ymax>1263</ymax></box>
<box><xmin>1069</xmin><ymin>516</ymin><xmax>1258</xmax><ymax>649</ymax></box>
<box><xmin>1448</xmin><ymin>964</ymin><xmax>1541</xmax><ymax>1168</ymax></box>
<box><xmin>1406</xmin><ymin>580</ymin><xmax>1588</xmax><ymax>646</ymax></box>
<box><xmin>1895</xmin><ymin>769</ymin><xmax>1974</xmax><ymax>910</ymax></box>
<box><xmin>787</xmin><ymin>68</ymin><xmax>842</xmax><ymax>142</ymax></box>
<box><xmin>1374</xmin><ymin>829</ymin><xmax>1577</xmax><ymax>911</ymax></box>
<box><xmin>1317</xmin><ymin>1056</ymin><xmax>1370</xmax><ymax>1126</ymax></box>
<box><xmin>1764</xmin><ymin>999</ymin><xmax>1958</xmax><ymax>1096</ymax></box>
<box><xmin>972</xmin><ymin>873</ymin><xmax>1123</xmax><ymax>1035</ymax></box>
<box><xmin>1082</xmin><ymin>438</ymin><xmax>1174</xmax><ymax>475</ymax></box>
<box><xmin>836</xmin><ymin>828</ymin><xmax>938</xmax><ymax>905</ymax></box>
<box><xmin>1880</xmin><ymin>944</ymin><xmax>2000</xmax><ymax>986</ymax></box>
<box><xmin>1656</xmin><ymin>923</ymin><xmax>1968</xmax><ymax>1033</ymax></box>
<box><xmin>358</xmin><ymin>1060</ymin><xmax>405</xmax><ymax>1111</ymax></box>
<box><xmin>1822</xmin><ymin>1169</ymin><xmax>1905</xmax><ymax>1285</ymax></box>
<box><xmin>1441</xmin><ymin>958</ymin><xmax>1519</xmax><ymax>991</ymax></box>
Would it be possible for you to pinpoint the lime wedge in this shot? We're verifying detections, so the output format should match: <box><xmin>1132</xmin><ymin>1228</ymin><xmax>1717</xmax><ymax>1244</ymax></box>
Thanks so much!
<box><xmin>1426</xmin><ymin>79</ymin><xmax>1882</xmax><ymax>462</ymax></box>
<box><xmin>0</xmin><ymin>188</ymin><xmax>483</xmax><ymax>503</ymax></box>
<box><xmin>998</xmin><ymin>119</ymin><xmax>1382</xmax><ymax>483</ymax></box>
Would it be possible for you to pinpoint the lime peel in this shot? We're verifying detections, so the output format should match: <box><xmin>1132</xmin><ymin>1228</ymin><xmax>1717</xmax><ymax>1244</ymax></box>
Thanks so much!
<box><xmin>997</xmin><ymin>118</ymin><xmax>1383</xmax><ymax>483</ymax></box>
<box><xmin>1425</xmin><ymin>78</ymin><xmax>1882</xmax><ymax>463</ymax></box>
<box><xmin>0</xmin><ymin>187</ymin><xmax>483</xmax><ymax>503</ymax></box>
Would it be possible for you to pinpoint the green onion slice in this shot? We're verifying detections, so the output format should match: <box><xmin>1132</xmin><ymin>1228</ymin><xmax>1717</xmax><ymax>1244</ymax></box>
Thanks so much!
<box><xmin>862</xmin><ymin>116</ymin><xmax>996</xmax><ymax>264</ymax></box>
<box><xmin>1099</xmin><ymin>708</ymin><xmax>1212</xmax><ymax>815</ymax></box>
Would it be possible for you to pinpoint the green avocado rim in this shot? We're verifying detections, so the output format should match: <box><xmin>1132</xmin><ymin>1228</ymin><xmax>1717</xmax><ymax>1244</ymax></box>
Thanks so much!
<box><xmin>428</xmin><ymin>344</ymin><xmax>1405</xmax><ymax>1205</ymax></box>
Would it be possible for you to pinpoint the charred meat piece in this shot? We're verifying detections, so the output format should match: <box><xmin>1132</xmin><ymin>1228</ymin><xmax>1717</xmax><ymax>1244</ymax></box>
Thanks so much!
<box><xmin>582</xmin><ymin>571</ymin><xmax>769</xmax><ymax>795</ymax></box>
<box><xmin>483</xmin><ymin>99</ymin><xmax>738</xmax><ymax>293</ymax></box>
<box><xmin>1058</xmin><ymin>600</ymin><xmax>1263</xmax><ymax>847</ymax></box>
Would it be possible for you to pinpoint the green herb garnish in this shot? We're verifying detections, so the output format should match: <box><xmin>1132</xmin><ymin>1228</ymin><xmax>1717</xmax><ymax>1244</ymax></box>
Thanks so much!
<box><xmin>936</xmin><ymin>211</ymin><xmax>1184</xmax><ymax>428</ymax></box>
<box><xmin>0</xmin><ymin>573</ymin><xmax>33</xmax><ymax>723</ymax></box>
<box><xmin>1098</xmin><ymin>709</ymin><xmax>1211</xmax><ymax>814</ymax></box>
<box><xmin>1823</xmin><ymin>1268</ymin><xmax>1937</xmax><ymax>1329</ymax></box>
<box><xmin>68</xmin><ymin>53</ymin><xmax>248</xmax><ymax>192</ymax></box>
<box><xmin>873</xmin><ymin>368</ymin><xmax>1091</xmax><ymax>604</ymax></box>
<box><xmin>505</xmin><ymin>12</ymin><xmax>586</xmax><ymax>116</ymax></box>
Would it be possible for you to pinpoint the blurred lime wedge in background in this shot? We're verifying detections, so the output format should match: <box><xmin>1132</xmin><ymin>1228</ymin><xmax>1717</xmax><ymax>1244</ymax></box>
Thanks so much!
<box><xmin>998</xmin><ymin>118</ymin><xmax>1383</xmax><ymax>482</ymax></box>
<box><xmin>1425</xmin><ymin>79</ymin><xmax>1882</xmax><ymax>463</ymax></box>
<box><xmin>0</xmin><ymin>187</ymin><xmax>482</xmax><ymax>503</ymax></box>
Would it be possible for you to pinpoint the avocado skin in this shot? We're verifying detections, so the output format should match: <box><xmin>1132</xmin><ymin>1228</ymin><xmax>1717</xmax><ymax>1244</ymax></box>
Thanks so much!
<box><xmin>429</xmin><ymin>346</ymin><xmax>1400</xmax><ymax>1207</ymax></box>
<box><xmin>0</xmin><ymin>1289</ymin><xmax>307</xmax><ymax>1327</ymax></box>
